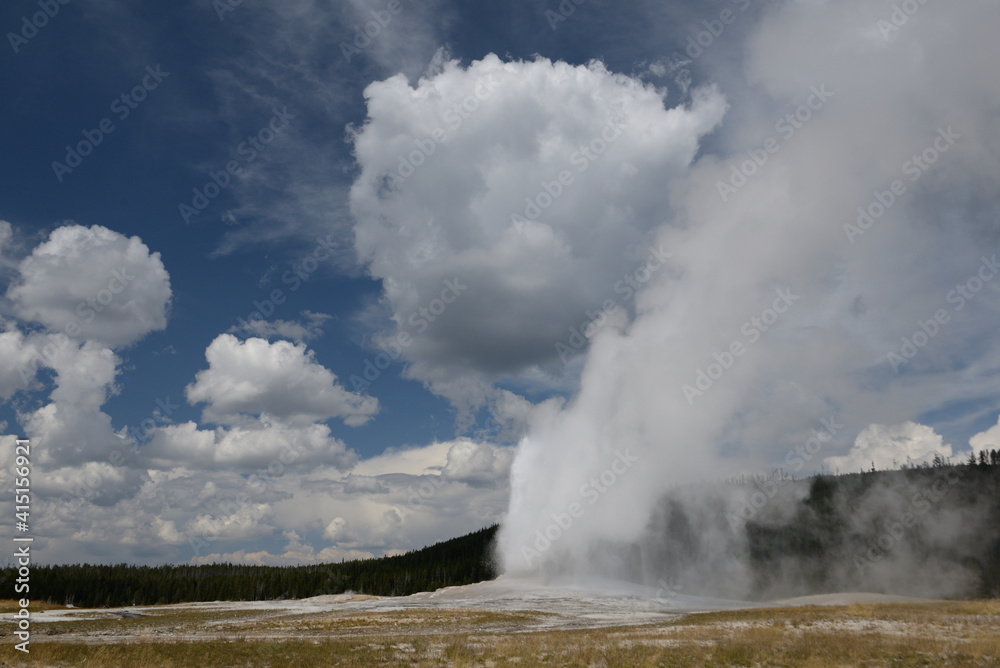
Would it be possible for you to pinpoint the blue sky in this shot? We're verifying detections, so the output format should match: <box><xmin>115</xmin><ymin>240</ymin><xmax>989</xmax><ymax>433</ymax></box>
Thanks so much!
<box><xmin>0</xmin><ymin>0</ymin><xmax>702</xmax><ymax>457</ymax></box>
<box><xmin>2</xmin><ymin>0</ymin><xmax>999</xmax><ymax>567</ymax></box>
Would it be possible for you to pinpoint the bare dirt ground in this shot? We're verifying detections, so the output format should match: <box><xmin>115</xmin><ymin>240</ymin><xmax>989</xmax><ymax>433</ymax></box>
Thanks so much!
<box><xmin>2</xmin><ymin>576</ymin><xmax>999</xmax><ymax>666</ymax></box>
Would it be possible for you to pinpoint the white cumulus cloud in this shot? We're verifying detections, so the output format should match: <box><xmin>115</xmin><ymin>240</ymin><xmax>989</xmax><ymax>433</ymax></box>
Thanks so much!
<box><xmin>442</xmin><ymin>439</ymin><xmax>513</xmax><ymax>487</ymax></box>
<box><xmin>186</xmin><ymin>334</ymin><xmax>378</xmax><ymax>427</ymax></box>
<box><xmin>824</xmin><ymin>422</ymin><xmax>955</xmax><ymax>473</ymax></box>
<box><xmin>969</xmin><ymin>415</ymin><xmax>1000</xmax><ymax>453</ymax></box>
<box><xmin>349</xmin><ymin>53</ymin><xmax>726</xmax><ymax>409</ymax></box>
<box><xmin>6</xmin><ymin>224</ymin><xmax>171</xmax><ymax>348</ymax></box>
<box><xmin>143</xmin><ymin>418</ymin><xmax>358</xmax><ymax>471</ymax></box>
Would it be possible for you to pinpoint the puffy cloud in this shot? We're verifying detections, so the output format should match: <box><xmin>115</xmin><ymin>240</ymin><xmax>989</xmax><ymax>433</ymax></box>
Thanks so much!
<box><xmin>39</xmin><ymin>337</ymin><xmax>120</xmax><ymax>411</ymax></box>
<box><xmin>0</xmin><ymin>325</ymin><xmax>41</xmax><ymax>398</ymax></box>
<box><xmin>349</xmin><ymin>54</ymin><xmax>726</xmax><ymax>408</ymax></box>
<box><xmin>143</xmin><ymin>418</ymin><xmax>358</xmax><ymax>471</ymax></box>
<box><xmin>824</xmin><ymin>422</ymin><xmax>955</xmax><ymax>473</ymax></box>
<box><xmin>323</xmin><ymin>516</ymin><xmax>349</xmax><ymax>541</ymax></box>
<box><xmin>27</xmin><ymin>472</ymin><xmax>210</xmax><ymax>560</ymax></box>
<box><xmin>0</xmin><ymin>225</ymin><xmax>167</xmax><ymax>519</ymax></box>
<box><xmin>0</xmin><ymin>225</ymin><xmax>169</xmax><ymax>516</ymax></box>
<box><xmin>10</xmin><ymin>337</ymin><xmax>125</xmax><ymax>463</ymax></box>
<box><xmin>0</xmin><ymin>327</ymin><xmax>124</xmax><ymax>407</ymax></box>
<box><xmin>6</xmin><ymin>225</ymin><xmax>171</xmax><ymax>348</ymax></box>
<box><xmin>351</xmin><ymin>440</ymin><xmax>453</xmax><ymax>477</ymax></box>
<box><xmin>186</xmin><ymin>334</ymin><xmax>378</xmax><ymax>427</ymax></box>
<box><xmin>442</xmin><ymin>439</ymin><xmax>513</xmax><ymax>487</ymax></box>
<box><xmin>185</xmin><ymin>501</ymin><xmax>274</xmax><ymax>542</ymax></box>
<box><xmin>9</xmin><ymin>430</ymin><xmax>510</xmax><ymax>564</ymax></box>
<box><xmin>969</xmin><ymin>415</ymin><xmax>1000</xmax><ymax>453</ymax></box>
<box><xmin>153</xmin><ymin>518</ymin><xmax>186</xmax><ymax>544</ymax></box>
<box><xmin>348</xmin><ymin>437</ymin><xmax>513</xmax><ymax>486</ymax></box>
<box><xmin>33</xmin><ymin>460</ymin><xmax>147</xmax><ymax>507</ymax></box>
<box><xmin>22</xmin><ymin>402</ymin><xmax>121</xmax><ymax>467</ymax></box>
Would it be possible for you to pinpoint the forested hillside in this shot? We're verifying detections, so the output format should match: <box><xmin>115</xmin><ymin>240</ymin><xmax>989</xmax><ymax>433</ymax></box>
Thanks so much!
<box><xmin>743</xmin><ymin>462</ymin><xmax>1000</xmax><ymax>599</ymax></box>
<box><xmin>637</xmin><ymin>453</ymin><xmax>1000</xmax><ymax>600</ymax></box>
<box><xmin>6</xmin><ymin>524</ymin><xmax>499</xmax><ymax>608</ymax></box>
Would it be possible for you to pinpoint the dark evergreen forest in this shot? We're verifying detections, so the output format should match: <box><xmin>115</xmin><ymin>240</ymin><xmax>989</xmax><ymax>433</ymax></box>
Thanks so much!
<box><xmin>6</xmin><ymin>524</ymin><xmax>499</xmax><ymax>608</ymax></box>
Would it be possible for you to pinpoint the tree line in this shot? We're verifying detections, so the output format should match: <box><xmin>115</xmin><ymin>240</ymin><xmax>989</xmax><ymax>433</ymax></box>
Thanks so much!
<box><xmin>741</xmin><ymin>457</ymin><xmax>1000</xmax><ymax>598</ymax></box>
<box><xmin>3</xmin><ymin>524</ymin><xmax>499</xmax><ymax>608</ymax></box>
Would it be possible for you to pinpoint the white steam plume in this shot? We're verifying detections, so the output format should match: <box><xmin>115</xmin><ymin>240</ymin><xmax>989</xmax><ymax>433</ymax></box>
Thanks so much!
<box><xmin>499</xmin><ymin>0</ymin><xmax>1000</xmax><ymax>587</ymax></box>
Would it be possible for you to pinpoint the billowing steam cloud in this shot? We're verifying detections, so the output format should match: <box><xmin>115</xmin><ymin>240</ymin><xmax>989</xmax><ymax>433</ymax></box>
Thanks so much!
<box><xmin>498</xmin><ymin>0</ymin><xmax>1000</xmax><ymax>592</ymax></box>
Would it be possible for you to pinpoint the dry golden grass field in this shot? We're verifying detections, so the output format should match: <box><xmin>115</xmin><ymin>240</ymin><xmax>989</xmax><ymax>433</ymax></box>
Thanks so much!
<box><xmin>1</xmin><ymin>589</ymin><xmax>999</xmax><ymax>667</ymax></box>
